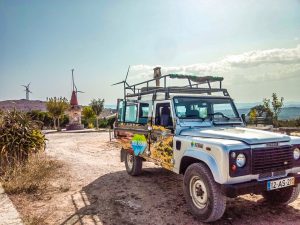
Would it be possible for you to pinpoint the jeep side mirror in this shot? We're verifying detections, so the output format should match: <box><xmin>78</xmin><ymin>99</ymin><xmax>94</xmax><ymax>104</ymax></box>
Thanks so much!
<box><xmin>241</xmin><ymin>114</ymin><xmax>248</xmax><ymax>124</ymax></box>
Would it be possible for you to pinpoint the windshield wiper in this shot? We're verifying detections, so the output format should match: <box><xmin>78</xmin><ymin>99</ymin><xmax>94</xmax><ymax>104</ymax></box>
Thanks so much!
<box><xmin>208</xmin><ymin>112</ymin><xmax>230</xmax><ymax>120</ymax></box>
<box><xmin>183</xmin><ymin>115</ymin><xmax>206</xmax><ymax>121</ymax></box>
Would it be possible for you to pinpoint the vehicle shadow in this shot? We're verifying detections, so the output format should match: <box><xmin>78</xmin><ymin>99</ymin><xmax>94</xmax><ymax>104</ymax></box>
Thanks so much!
<box><xmin>60</xmin><ymin>168</ymin><xmax>300</xmax><ymax>225</ymax></box>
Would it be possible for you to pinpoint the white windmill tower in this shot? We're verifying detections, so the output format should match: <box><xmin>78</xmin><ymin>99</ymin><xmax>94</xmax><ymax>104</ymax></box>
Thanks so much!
<box><xmin>21</xmin><ymin>83</ymin><xmax>32</xmax><ymax>100</ymax></box>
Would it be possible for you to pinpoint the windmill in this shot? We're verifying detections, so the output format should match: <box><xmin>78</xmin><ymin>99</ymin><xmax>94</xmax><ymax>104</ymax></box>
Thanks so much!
<box><xmin>112</xmin><ymin>66</ymin><xmax>132</xmax><ymax>98</ymax></box>
<box><xmin>21</xmin><ymin>83</ymin><xmax>32</xmax><ymax>100</ymax></box>
<box><xmin>66</xmin><ymin>69</ymin><xmax>84</xmax><ymax>130</ymax></box>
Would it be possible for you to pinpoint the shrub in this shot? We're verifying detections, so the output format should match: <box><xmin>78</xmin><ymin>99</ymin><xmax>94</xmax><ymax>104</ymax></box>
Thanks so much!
<box><xmin>98</xmin><ymin>118</ymin><xmax>108</xmax><ymax>128</ymax></box>
<box><xmin>82</xmin><ymin>106</ymin><xmax>96</xmax><ymax>128</ymax></box>
<box><xmin>98</xmin><ymin>117</ymin><xmax>115</xmax><ymax>128</ymax></box>
<box><xmin>0</xmin><ymin>110</ymin><xmax>46</xmax><ymax>173</ymax></box>
<box><xmin>277</xmin><ymin>118</ymin><xmax>300</xmax><ymax>127</ymax></box>
<box><xmin>27</xmin><ymin>110</ymin><xmax>53</xmax><ymax>129</ymax></box>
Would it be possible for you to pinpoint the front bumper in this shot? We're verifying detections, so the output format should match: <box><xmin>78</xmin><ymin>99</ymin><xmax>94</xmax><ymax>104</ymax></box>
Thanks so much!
<box><xmin>221</xmin><ymin>173</ymin><xmax>300</xmax><ymax>198</ymax></box>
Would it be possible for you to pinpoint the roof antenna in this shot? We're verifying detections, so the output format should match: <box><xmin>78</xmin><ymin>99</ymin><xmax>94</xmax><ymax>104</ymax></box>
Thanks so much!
<box><xmin>21</xmin><ymin>82</ymin><xmax>32</xmax><ymax>100</ymax></box>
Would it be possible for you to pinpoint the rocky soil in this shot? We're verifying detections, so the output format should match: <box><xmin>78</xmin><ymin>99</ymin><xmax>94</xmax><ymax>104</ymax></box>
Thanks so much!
<box><xmin>10</xmin><ymin>132</ymin><xmax>300</xmax><ymax>225</ymax></box>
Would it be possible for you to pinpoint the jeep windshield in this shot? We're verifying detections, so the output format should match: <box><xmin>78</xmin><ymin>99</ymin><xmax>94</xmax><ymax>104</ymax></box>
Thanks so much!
<box><xmin>173</xmin><ymin>97</ymin><xmax>241</xmax><ymax>123</ymax></box>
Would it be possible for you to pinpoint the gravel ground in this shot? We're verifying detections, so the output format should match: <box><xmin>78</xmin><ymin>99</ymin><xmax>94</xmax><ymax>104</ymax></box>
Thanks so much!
<box><xmin>12</xmin><ymin>132</ymin><xmax>300</xmax><ymax>225</ymax></box>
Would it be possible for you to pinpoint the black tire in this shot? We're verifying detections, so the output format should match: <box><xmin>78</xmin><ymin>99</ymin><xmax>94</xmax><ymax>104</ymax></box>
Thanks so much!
<box><xmin>262</xmin><ymin>185</ymin><xmax>300</xmax><ymax>205</ymax></box>
<box><xmin>124</xmin><ymin>151</ymin><xmax>142</xmax><ymax>176</ymax></box>
<box><xmin>183</xmin><ymin>163</ymin><xmax>226</xmax><ymax>222</ymax></box>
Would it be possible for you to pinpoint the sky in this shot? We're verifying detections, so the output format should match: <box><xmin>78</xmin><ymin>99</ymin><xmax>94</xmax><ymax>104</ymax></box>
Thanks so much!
<box><xmin>0</xmin><ymin>0</ymin><xmax>300</xmax><ymax>105</ymax></box>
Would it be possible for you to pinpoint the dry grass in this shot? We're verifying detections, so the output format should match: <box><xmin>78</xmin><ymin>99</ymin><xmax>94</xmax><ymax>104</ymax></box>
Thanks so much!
<box><xmin>23</xmin><ymin>214</ymin><xmax>49</xmax><ymax>225</ymax></box>
<box><xmin>0</xmin><ymin>153</ymin><xmax>62</xmax><ymax>195</ymax></box>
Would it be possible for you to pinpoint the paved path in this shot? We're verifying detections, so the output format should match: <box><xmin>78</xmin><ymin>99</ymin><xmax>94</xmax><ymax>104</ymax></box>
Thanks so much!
<box><xmin>0</xmin><ymin>185</ymin><xmax>23</xmax><ymax>225</ymax></box>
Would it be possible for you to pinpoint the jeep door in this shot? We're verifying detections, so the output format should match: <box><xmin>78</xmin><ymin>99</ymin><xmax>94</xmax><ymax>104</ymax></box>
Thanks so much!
<box><xmin>115</xmin><ymin>99</ymin><xmax>150</xmax><ymax>156</ymax></box>
<box><xmin>149</xmin><ymin>101</ymin><xmax>175</xmax><ymax>170</ymax></box>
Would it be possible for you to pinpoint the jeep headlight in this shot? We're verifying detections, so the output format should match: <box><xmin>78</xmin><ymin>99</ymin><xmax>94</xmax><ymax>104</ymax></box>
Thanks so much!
<box><xmin>236</xmin><ymin>153</ymin><xmax>246</xmax><ymax>168</ymax></box>
<box><xmin>294</xmin><ymin>148</ymin><xmax>300</xmax><ymax>160</ymax></box>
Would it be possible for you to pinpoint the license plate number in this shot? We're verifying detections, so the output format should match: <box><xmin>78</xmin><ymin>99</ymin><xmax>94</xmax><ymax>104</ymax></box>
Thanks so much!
<box><xmin>267</xmin><ymin>177</ymin><xmax>295</xmax><ymax>191</ymax></box>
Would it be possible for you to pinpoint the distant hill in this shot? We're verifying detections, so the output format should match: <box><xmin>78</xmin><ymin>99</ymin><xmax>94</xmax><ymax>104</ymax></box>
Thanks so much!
<box><xmin>0</xmin><ymin>99</ymin><xmax>116</xmax><ymax>118</ymax></box>
<box><xmin>0</xmin><ymin>99</ymin><xmax>47</xmax><ymax>112</ymax></box>
<box><xmin>237</xmin><ymin>107</ymin><xmax>300</xmax><ymax>120</ymax></box>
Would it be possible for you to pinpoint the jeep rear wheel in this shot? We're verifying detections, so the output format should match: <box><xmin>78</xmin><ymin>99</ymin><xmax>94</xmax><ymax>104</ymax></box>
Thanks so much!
<box><xmin>125</xmin><ymin>151</ymin><xmax>142</xmax><ymax>176</ymax></box>
<box><xmin>262</xmin><ymin>185</ymin><xmax>300</xmax><ymax>205</ymax></box>
<box><xmin>183</xmin><ymin>163</ymin><xmax>226</xmax><ymax>222</ymax></box>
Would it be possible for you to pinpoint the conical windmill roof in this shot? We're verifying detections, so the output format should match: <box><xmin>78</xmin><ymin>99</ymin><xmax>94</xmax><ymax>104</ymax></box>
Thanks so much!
<box><xmin>70</xmin><ymin>91</ymin><xmax>78</xmax><ymax>106</ymax></box>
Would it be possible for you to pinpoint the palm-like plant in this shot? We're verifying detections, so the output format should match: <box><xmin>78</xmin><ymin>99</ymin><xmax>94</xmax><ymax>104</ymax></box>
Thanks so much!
<box><xmin>0</xmin><ymin>110</ymin><xmax>46</xmax><ymax>173</ymax></box>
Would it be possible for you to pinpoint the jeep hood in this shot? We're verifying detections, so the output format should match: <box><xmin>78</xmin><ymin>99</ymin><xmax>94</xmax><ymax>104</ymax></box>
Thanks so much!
<box><xmin>180</xmin><ymin>127</ymin><xmax>290</xmax><ymax>145</ymax></box>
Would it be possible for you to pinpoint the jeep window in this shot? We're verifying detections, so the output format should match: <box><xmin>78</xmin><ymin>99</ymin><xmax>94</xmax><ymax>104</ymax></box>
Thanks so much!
<box><xmin>117</xmin><ymin>100</ymin><xmax>124</xmax><ymax>122</ymax></box>
<box><xmin>173</xmin><ymin>97</ymin><xmax>239</xmax><ymax>121</ymax></box>
<box><xmin>155</xmin><ymin>102</ymin><xmax>173</xmax><ymax>127</ymax></box>
<box><xmin>125</xmin><ymin>103</ymin><xmax>138</xmax><ymax>123</ymax></box>
<box><xmin>138</xmin><ymin>103</ymin><xmax>149</xmax><ymax>124</ymax></box>
<box><xmin>213</xmin><ymin>103</ymin><xmax>237</xmax><ymax>118</ymax></box>
<box><xmin>139</xmin><ymin>103</ymin><xmax>149</xmax><ymax>118</ymax></box>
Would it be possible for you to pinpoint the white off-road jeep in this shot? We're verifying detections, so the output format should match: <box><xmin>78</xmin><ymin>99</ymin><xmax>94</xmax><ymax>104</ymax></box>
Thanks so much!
<box><xmin>113</xmin><ymin>70</ymin><xmax>300</xmax><ymax>222</ymax></box>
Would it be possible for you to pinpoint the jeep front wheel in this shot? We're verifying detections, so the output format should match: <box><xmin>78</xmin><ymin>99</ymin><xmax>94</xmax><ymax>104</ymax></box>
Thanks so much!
<box><xmin>125</xmin><ymin>151</ymin><xmax>142</xmax><ymax>176</ymax></box>
<box><xmin>183</xmin><ymin>163</ymin><xmax>226</xmax><ymax>222</ymax></box>
<box><xmin>262</xmin><ymin>185</ymin><xmax>300</xmax><ymax>205</ymax></box>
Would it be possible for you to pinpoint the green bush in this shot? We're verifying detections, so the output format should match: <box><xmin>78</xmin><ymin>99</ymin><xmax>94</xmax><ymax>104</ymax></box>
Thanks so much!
<box><xmin>27</xmin><ymin>110</ymin><xmax>53</xmax><ymax>128</ymax></box>
<box><xmin>98</xmin><ymin>117</ymin><xmax>115</xmax><ymax>128</ymax></box>
<box><xmin>98</xmin><ymin>118</ymin><xmax>108</xmax><ymax>128</ymax></box>
<box><xmin>0</xmin><ymin>110</ymin><xmax>46</xmax><ymax>173</ymax></box>
<box><xmin>27</xmin><ymin>110</ymin><xmax>69</xmax><ymax>129</ymax></box>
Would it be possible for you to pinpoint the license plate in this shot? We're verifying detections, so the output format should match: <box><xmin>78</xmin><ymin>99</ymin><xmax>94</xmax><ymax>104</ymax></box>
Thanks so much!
<box><xmin>267</xmin><ymin>177</ymin><xmax>295</xmax><ymax>191</ymax></box>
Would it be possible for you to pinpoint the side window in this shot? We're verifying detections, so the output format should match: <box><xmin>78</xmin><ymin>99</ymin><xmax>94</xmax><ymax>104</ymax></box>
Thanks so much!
<box><xmin>125</xmin><ymin>103</ymin><xmax>138</xmax><ymax>123</ymax></box>
<box><xmin>138</xmin><ymin>103</ymin><xmax>149</xmax><ymax>124</ymax></box>
<box><xmin>155</xmin><ymin>102</ymin><xmax>173</xmax><ymax>127</ymax></box>
<box><xmin>117</xmin><ymin>100</ymin><xmax>124</xmax><ymax>122</ymax></box>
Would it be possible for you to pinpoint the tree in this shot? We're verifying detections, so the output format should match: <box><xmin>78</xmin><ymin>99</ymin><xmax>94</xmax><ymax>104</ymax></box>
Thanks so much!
<box><xmin>46</xmin><ymin>97</ymin><xmax>69</xmax><ymax>130</ymax></box>
<box><xmin>90</xmin><ymin>98</ymin><xmax>104</xmax><ymax>129</ymax></box>
<box><xmin>82</xmin><ymin>106</ymin><xmax>96</xmax><ymax>128</ymax></box>
<box><xmin>262</xmin><ymin>93</ymin><xmax>284</xmax><ymax>126</ymax></box>
<box><xmin>271</xmin><ymin>93</ymin><xmax>284</xmax><ymax>122</ymax></box>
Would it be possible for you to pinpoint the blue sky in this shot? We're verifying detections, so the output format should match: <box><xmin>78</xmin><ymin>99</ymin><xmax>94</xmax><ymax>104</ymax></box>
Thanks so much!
<box><xmin>1</xmin><ymin>0</ymin><xmax>300</xmax><ymax>105</ymax></box>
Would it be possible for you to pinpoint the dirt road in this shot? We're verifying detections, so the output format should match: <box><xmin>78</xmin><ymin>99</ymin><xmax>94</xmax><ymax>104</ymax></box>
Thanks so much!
<box><xmin>16</xmin><ymin>132</ymin><xmax>300</xmax><ymax>225</ymax></box>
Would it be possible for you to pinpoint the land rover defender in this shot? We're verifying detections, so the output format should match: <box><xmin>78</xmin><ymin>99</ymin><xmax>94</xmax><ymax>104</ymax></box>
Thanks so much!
<box><xmin>113</xmin><ymin>68</ymin><xmax>300</xmax><ymax>222</ymax></box>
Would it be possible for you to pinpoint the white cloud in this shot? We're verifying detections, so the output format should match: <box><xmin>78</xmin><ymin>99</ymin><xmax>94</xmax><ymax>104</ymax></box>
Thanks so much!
<box><xmin>130</xmin><ymin>45</ymin><xmax>300</xmax><ymax>83</ymax></box>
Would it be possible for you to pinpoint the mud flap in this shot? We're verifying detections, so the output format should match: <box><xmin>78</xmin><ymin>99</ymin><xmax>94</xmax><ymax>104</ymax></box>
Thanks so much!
<box><xmin>120</xmin><ymin>148</ymin><xmax>126</xmax><ymax>162</ymax></box>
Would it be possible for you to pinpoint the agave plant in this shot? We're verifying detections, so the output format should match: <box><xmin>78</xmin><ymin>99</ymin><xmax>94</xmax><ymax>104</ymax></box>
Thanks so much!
<box><xmin>0</xmin><ymin>110</ymin><xmax>46</xmax><ymax>173</ymax></box>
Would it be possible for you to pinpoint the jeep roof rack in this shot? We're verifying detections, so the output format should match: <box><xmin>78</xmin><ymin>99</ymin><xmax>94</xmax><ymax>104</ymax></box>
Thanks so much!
<box><xmin>114</xmin><ymin>73</ymin><xmax>229</xmax><ymax>100</ymax></box>
<box><xmin>127</xmin><ymin>74</ymin><xmax>229</xmax><ymax>100</ymax></box>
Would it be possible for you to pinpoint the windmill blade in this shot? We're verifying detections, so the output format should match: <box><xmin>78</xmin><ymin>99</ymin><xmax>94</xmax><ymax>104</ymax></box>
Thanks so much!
<box><xmin>76</xmin><ymin>90</ymin><xmax>84</xmax><ymax>93</ymax></box>
<box><xmin>111</xmin><ymin>81</ymin><xmax>125</xmax><ymax>86</ymax></box>
<box><xmin>124</xmin><ymin>65</ymin><xmax>130</xmax><ymax>82</ymax></box>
